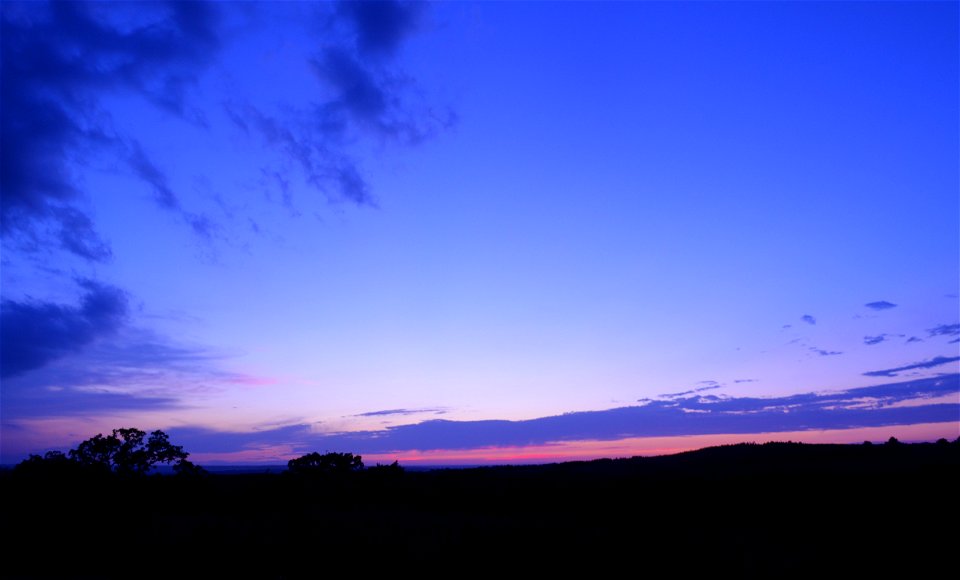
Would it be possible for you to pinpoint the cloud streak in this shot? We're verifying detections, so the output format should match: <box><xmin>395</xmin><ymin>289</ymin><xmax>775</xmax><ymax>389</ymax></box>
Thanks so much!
<box><xmin>658</xmin><ymin>384</ymin><xmax>721</xmax><ymax>399</ymax></box>
<box><xmin>862</xmin><ymin>356</ymin><xmax>960</xmax><ymax>378</ymax></box>
<box><xmin>863</xmin><ymin>334</ymin><xmax>904</xmax><ymax>346</ymax></box>
<box><xmin>354</xmin><ymin>408</ymin><xmax>448</xmax><ymax>417</ymax></box>
<box><xmin>1</xmin><ymin>324</ymin><xmax>267</xmax><ymax>420</ymax></box>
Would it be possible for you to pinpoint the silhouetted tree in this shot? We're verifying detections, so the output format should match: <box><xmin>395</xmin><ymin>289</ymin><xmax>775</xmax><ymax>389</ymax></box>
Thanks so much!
<box><xmin>68</xmin><ymin>427</ymin><xmax>196</xmax><ymax>474</ymax></box>
<box><xmin>287</xmin><ymin>451</ymin><xmax>364</xmax><ymax>475</ymax></box>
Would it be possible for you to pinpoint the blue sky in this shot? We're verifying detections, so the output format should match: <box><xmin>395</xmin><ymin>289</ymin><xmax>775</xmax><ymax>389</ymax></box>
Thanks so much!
<box><xmin>2</xmin><ymin>1</ymin><xmax>957</xmax><ymax>464</ymax></box>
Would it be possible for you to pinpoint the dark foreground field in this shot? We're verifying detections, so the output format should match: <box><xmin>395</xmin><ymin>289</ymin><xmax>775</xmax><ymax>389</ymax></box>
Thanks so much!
<box><xmin>3</xmin><ymin>441</ymin><xmax>958</xmax><ymax>578</ymax></box>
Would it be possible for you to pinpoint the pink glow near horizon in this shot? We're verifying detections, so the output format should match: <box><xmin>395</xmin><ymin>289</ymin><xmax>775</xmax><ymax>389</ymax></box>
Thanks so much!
<box><xmin>192</xmin><ymin>421</ymin><xmax>959</xmax><ymax>466</ymax></box>
<box><xmin>363</xmin><ymin>422</ymin><xmax>959</xmax><ymax>465</ymax></box>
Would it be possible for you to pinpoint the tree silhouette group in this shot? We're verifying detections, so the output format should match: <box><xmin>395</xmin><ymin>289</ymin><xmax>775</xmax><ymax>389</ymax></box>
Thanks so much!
<box><xmin>15</xmin><ymin>427</ymin><xmax>201</xmax><ymax>476</ymax></box>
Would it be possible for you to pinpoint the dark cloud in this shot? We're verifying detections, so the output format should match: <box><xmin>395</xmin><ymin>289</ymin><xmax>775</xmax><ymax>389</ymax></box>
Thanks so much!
<box><xmin>906</xmin><ymin>336</ymin><xmax>923</xmax><ymax>343</ymax></box>
<box><xmin>863</xmin><ymin>356</ymin><xmax>960</xmax><ymax>378</ymax></box>
<box><xmin>810</xmin><ymin>347</ymin><xmax>842</xmax><ymax>356</ymax></box>
<box><xmin>315</xmin><ymin>48</ymin><xmax>390</xmax><ymax>127</ymax></box>
<box><xmin>733</xmin><ymin>379</ymin><xmax>757</xmax><ymax>384</ymax></box>
<box><xmin>1</xmin><ymin>1</ymin><xmax>221</xmax><ymax>260</ymax></box>
<box><xmin>928</xmin><ymin>324</ymin><xmax>960</xmax><ymax>338</ymax></box>
<box><xmin>354</xmin><ymin>408</ymin><xmax>447</xmax><ymax>417</ymax></box>
<box><xmin>801</xmin><ymin>315</ymin><xmax>816</xmax><ymax>325</ymax></box>
<box><xmin>168</xmin><ymin>375</ymin><xmax>960</xmax><ymax>458</ymax></box>
<box><xmin>0</xmin><ymin>280</ymin><xmax>128</xmax><ymax>378</ymax></box>
<box><xmin>865</xmin><ymin>301</ymin><xmax>897</xmax><ymax>310</ymax></box>
<box><xmin>334</xmin><ymin>0</ymin><xmax>424</xmax><ymax>57</ymax></box>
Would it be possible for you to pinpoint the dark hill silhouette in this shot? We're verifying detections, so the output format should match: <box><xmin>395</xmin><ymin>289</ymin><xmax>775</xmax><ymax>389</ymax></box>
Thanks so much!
<box><xmin>3</xmin><ymin>439</ymin><xmax>957</xmax><ymax>577</ymax></box>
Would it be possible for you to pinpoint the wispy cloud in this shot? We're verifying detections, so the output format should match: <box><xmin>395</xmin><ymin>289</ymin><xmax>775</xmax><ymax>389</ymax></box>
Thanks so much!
<box><xmin>928</xmin><ymin>324</ymin><xmax>960</xmax><ymax>339</ymax></box>
<box><xmin>864</xmin><ymin>333</ymin><xmax>904</xmax><ymax>346</ymax></box>
<box><xmin>801</xmin><ymin>314</ymin><xmax>816</xmax><ymax>325</ymax></box>
<box><xmin>1</xmin><ymin>325</ymin><xmax>264</xmax><ymax>420</ymax></box>
<box><xmin>1</xmin><ymin>2</ymin><xmax>453</xmax><ymax>408</ymax></box>
<box><xmin>810</xmin><ymin>347</ymin><xmax>842</xmax><ymax>356</ymax></box>
<box><xmin>658</xmin><ymin>384</ymin><xmax>721</xmax><ymax>399</ymax></box>
<box><xmin>128</xmin><ymin>142</ymin><xmax>216</xmax><ymax>239</ymax></box>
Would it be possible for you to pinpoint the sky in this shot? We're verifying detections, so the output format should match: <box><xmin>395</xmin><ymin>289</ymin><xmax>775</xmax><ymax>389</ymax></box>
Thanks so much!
<box><xmin>1</xmin><ymin>0</ymin><xmax>958</xmax><ymax>466</ymax></box>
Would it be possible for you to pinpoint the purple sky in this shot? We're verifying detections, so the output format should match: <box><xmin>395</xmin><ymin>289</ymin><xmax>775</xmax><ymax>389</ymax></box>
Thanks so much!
<box><xmin>2</xmin><ymin>1</ymin><xmax>957</xmax><ymax>464</ymax></box>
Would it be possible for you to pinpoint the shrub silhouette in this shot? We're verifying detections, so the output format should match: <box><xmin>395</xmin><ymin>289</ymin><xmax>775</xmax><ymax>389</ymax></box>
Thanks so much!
<box><xmin>369</xmin><ymin>460</ymin><xmax>404</xmax><ymax>474</ymax></box>
<box><xmin>13</xmin><ymin>450</ymin><xmax>85</xmax><ymax>478</ymax></box>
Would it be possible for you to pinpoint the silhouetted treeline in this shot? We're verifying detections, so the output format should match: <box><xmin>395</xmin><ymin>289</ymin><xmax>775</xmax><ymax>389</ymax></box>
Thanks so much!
<box><xmin>3</xmin><ymin>440</ymin><xmax>958</xmax><ymax>578</ymax></box>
